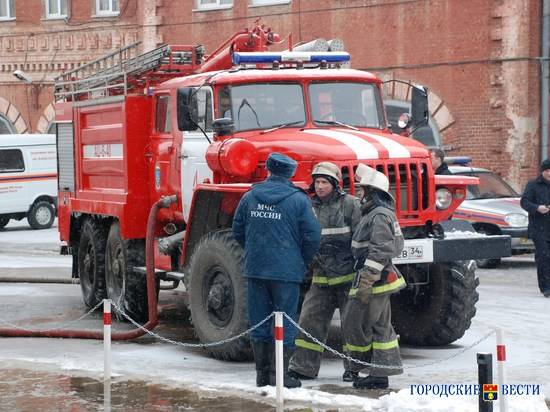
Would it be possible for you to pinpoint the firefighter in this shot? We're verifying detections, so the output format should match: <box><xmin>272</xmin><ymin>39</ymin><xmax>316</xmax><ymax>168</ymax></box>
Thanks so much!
<box><xmin>288</xmin><ymin>162</ymin><xmax>362</xmax><ymax>382</ymax></box>
<box><xmin>232</xmin><ymin>152</ymin><xmax>321</xmax><ymax>388</ymax></box>
<box><xmin>520</xmin><ymin>158</ymin><xmax>550</xmax><ymax>297</ymax></box>
<box><xmin>342</xmin><ymin>165</ymin><xmax>406</xmax><ymax>389</ymax></box>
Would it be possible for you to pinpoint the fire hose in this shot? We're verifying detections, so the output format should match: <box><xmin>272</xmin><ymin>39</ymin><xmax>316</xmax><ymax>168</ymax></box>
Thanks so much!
<box><xmin>0</xmin><ymin>195</ymin><xmax>177</xmax><ymax>340</ymax></box>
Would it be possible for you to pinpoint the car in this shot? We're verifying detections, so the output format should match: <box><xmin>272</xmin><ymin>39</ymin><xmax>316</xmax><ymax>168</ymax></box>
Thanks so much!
<box><xmin>446</xmin><ymin>160</ymin><xmax>533</xmax><ymax>268</ymax></box>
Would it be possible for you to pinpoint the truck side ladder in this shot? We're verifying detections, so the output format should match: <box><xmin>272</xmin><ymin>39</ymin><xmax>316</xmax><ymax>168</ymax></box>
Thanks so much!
<box><xmin>54</xmin><ymin>42</ymin><xmax>204</xmax><ymax>102</ymax></box>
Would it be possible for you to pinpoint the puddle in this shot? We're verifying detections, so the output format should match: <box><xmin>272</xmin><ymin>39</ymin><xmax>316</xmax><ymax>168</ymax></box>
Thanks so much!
<box><xmin>0</xmin><ymin>369</ymin><xmax>276</xmax><ymax>411</ymax></box>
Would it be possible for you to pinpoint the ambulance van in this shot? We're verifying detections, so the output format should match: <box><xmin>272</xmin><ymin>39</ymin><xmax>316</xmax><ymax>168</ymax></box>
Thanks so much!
<box><xmin>0</xmin><ymin>134</ymin><xmax>57</xmax><ymax>229</ymax></box>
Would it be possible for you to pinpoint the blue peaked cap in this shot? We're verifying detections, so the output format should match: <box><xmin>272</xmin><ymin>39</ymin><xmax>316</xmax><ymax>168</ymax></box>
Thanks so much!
<box><xmin>266</xmin><ymin>152</ymin><xmax>297</xmax><ymax>178</ymax></box>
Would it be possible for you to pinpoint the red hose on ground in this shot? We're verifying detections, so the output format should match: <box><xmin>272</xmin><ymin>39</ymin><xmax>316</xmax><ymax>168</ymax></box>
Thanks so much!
<box><xmin>0</xmin><ymin>195</ymin><xmax>177</xmax><ymax>340</ymax></box>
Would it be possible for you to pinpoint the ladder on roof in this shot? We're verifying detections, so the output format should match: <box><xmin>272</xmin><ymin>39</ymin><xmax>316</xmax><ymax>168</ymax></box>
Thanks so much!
<box><xmin>54</xmin><ymin>42</ymin><xmax>203</xmax><ymax>101</ymax></box>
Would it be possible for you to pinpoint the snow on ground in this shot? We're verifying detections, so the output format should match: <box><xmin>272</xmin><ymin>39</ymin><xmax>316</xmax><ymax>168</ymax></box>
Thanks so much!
<box><xmin>0</xmin><ymin>219</ymin><xmax>71</xmax><ymax>268</ymax></box>
<box><xmin>1</xmin><ymin>218</ymin><xmax>62</xmax><ymax>247</ymax></box>
<box><xmin>0</xmin><ymin>223</ymin><xmax>548</xmax><ymax>411</ymax></box>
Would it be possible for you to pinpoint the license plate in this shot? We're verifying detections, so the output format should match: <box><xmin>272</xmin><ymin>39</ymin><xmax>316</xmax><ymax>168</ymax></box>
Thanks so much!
<box><xmin>393</xmin><ymin>239</ymin><xmax>434</xmax><ymax>264</ymax></box>
<box><xmin>519</xmin><ymin>237</ymin><xmax>531</xmax><ymax>245</ymax></box>
<box><xmin>399</xmin><ymin>245</ymin><xmax>424</xmax><ymax>260</ymax></box>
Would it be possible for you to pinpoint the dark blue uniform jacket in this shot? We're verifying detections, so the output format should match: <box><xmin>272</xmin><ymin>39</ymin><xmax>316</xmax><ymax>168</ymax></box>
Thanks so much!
<box><xmin>521</xmin><ymin>175</ymin><xmax>550</xmax><ymax>240</ymax></box>
<box><xmin>232</xmin><ymin>175</ymin><xmax>321</xmax><ymax>283</ymax></box>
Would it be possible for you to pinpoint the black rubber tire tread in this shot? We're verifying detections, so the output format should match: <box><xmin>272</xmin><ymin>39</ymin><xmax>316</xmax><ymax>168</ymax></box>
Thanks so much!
<box><xmin>0</xmin><ymin>217</ymin><xmax>9</xmax><ymax>229</ymax></box>
<box><xmin>105</xmin><ymin>221</ymin><xmax>155</xmax><ymax>323</ymax></box>
<box><xmin>28</xmin><ymin>201</ymin><xmax>55</xmax><ymax>230</ymax></box>
<box><xmin>78</xmin><ymin>218</ymin><xmax>108</xmax><ymax>309</ymax></box>
<box><xmin>187</xmin><ymin>229</ymin><xmax>251</xmax><ymax>361</ymax></box>
<box><xmin>391</xmin><ymin>260</ymin><xmax>479</xmax><ymax>346</ymax></box>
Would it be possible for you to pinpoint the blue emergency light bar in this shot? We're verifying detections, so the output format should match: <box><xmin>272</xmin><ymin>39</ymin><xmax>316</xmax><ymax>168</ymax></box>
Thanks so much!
<box><xmin>445</xmin><ymin>156</ymin><xmax>472</xmax><ymax>165</ymax></box>
<box><xmin>232</xmin><ymin>51</ymin><xmax>350</xmax><ymax>65</ymax></box>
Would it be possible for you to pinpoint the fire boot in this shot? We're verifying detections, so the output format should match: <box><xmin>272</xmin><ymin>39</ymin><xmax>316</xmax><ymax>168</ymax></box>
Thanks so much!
<box><xmin>353</xmin><ymin>375</ymin><xmax>389</xmax><ymax>389</ymax></box>
<box><xmin>251</xmin><ymin>341</ymin><xmax>271</xmax><ymax>387</ymax></box>
<box><xmin>342</xmin><ymin>370</ymin><xmax>359</xmax><ymax>382</ymax></box>
<box><xmin>268</xmin><ymin>345</ymin><xmax>302</xmax><ymax>388</ymax></box>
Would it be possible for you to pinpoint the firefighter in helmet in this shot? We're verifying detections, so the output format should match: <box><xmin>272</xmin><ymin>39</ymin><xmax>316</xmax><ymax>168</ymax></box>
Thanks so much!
<box><xmin>342</xmin><ymin>165</ymin><xmax>405</xmax><ymax>389</ymax></box>
<box><xmin>288</xmin><ymin>162</ymin><xmax>362</xmax><ymax>382</ymax></box>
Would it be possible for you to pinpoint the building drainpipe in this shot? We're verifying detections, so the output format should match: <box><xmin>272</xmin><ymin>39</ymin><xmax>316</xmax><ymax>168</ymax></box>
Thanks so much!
<box><xmin>541</xmin><ymin>0</ymin><xmax>550</xmax><ymax>163</ymax></box>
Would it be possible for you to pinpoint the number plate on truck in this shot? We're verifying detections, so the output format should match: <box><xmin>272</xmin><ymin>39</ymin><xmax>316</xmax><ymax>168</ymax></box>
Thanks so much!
<box><xmin>393</xmin><ymin>239</ymin><xmax>434</xmax><ymax>264</ymax></box>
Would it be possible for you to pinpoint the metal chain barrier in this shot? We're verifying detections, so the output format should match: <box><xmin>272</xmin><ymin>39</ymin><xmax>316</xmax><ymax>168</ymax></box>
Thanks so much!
<box><xmin>0</xmin><ymin>298</ymin><xmax>495</xmax><ymax>371</ymax></box>
<box><xmin>0</xmin><ymin>300</ymin><xmax>104</xmax><ymax>332</ymax></box>
<box><xmin>282</xmin><ymin>312</ymin><xmax>496</xmax><ymax>370</ymax></box>
<box><xmin>110</xmin><ymin>300</ymin><xmax>274</xmax><ymax>348</ymax></box>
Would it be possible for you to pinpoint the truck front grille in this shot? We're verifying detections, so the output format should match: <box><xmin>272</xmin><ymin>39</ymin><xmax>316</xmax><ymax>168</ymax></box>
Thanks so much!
<box><xmin>341</xmin><ymin>161</ymin><xmax>430</xmax><ymax>219</ymax></box>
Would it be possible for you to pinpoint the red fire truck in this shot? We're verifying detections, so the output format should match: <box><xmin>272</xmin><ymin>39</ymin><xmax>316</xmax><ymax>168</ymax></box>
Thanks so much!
<box><xmin>54</xmin><ymin>24</ymin><xmax>510</xmax><ymax>360</ymax></box>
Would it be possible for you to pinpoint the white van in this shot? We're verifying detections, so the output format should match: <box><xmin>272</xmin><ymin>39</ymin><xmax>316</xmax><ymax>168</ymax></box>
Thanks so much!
<box><xmin>0</xmin><ymin>134</ymin><xmax>57</xmax><ymax>230</ymax></box>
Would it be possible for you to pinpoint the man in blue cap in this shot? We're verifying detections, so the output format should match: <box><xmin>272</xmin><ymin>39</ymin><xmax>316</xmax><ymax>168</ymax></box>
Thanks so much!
<box><xmin>233</xmin><ymin>152</ymin><xmax>321</xmax><ymax>388</ymax></box>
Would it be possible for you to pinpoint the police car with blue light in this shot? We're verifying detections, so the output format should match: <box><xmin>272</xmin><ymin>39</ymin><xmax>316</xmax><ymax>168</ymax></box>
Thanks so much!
<box><xmin>446</xmin><ymin>156</ymin><xmax>533</xmax><ymax>268</ymax></box>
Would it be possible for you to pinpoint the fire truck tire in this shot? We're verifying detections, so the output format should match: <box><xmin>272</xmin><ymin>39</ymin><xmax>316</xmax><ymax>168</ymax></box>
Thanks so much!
<box><xmin>78</xmin><ymin>219</ymin><xmax>107</xmax><ymax>309</ymax></box>
<box><xmin>105</xmin><ymin>221</ymin><xmax>155</xmax><ymax>322</ymax></box>
<box><xmin>0</xmin><ymin>217</ymin><xmax>9</xmax><ymax>229</ymax></box>
<box><xmin>391</xmin><ymin>260</ymin><xmax>479</xmax><ymax>346</ymax></box>
<box><xmin>187</xmin><ymin>229</ymin><xmax>251</xmax><ymax>361</ymax></box>
<box><xmin>28</xmin><ymin>201</ymin><xmax>55</xmax><ymax>230</ymax></box>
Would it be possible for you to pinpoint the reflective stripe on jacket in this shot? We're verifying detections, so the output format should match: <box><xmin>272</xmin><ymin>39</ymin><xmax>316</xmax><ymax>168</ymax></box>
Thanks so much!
<box><xmin>310</xmin><ymin>191</ymin><xmax>362</xmax><ymax>286</ymax></box>
<box><xmin>350</xmin><ymin>205</ymin><xmax>406</xmax><ymax>296</ymax></box>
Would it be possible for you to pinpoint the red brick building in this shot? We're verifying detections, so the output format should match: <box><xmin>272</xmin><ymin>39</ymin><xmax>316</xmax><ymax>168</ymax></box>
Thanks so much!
<box><xmin>0</xmin><ymin>0</ymin><xmax>545</xmax><ymax>189</ymax></box>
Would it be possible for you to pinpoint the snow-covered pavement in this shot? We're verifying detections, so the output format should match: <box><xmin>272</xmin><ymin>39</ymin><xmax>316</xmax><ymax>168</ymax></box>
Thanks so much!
<box><xmin>0</xmin><ymin>221</ymin><xmax>548</xmax><ymax>411</ymax></box>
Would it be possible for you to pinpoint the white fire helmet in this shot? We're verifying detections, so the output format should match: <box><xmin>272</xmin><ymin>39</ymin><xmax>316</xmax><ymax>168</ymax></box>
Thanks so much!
<box><xmin>312</xmin><ymin>161</ymin><xmax>342</xmax><ymax>182</ymax></box>
<box><xmin>356</xmin><ymin>164</ymin><xmax>390</xmax><ymax>195</ymax></box>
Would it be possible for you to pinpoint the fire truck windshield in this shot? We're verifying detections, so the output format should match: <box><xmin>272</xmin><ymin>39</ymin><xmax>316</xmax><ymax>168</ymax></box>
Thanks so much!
<box><xmin>219</xmin><ymin>84</ymin><xmax>306</xmax><ymax>132</ymax></box>
<box><xmin>218</xmin><ymin>81</ymin><xmax>384</xmax><ymax>132</ymax></box>
<box><xmin>310</xmin><ymin>82</ymin><xmax>384</xmax><ymax>128</ymax></box>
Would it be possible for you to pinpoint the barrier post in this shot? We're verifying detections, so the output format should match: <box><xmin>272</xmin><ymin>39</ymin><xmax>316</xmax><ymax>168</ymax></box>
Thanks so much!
<box><xmin>274</xmin><ymin>311</ymin><xmax>284</xmax><ymax>409</ymax></box>
<box><xmin>496</xmin><ymin>328</ymin><xmax>507</xmax><ymax>412</ymax></box>
<box><xmin>103</xmin><ymin>299</ymin><xmax>112</xmax><ymax>411</ymax></box>
<box><xmin>477</xmin><ymin>352</ymin><xmax>493</xmax><ymax>412</ymax></box>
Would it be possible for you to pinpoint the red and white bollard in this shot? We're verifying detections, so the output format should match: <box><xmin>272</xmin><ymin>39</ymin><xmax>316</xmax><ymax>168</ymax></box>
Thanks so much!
<box><xmin>496</xmin><ymin>328</ymin><xmax>508</xmax><ymax>412</ymax></box>
<box><xmin>274</xmin><ymin>312</ymin><xmax>284</xmax><ymax>409</ymax></box>
<box><xmin>103</xmin><ymin>299</ymin><xmax>112</xmax><ymax>411</ymax></box>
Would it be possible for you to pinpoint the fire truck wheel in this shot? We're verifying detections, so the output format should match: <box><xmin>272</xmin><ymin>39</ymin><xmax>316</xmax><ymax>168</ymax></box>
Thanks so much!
<box><xmin>0</xmin><ymin>217</ymin><xmax>9</xmax><ymax>229</ymax></box>
<box><xmin>105</xmin><ymin>221</ymin><xmax>155</xmax><ymax>323</ymax></box>
<box><xmin>391</xmin><ymin>260</ymin><xmax>479</xmax><ymax>346</ymax></box>
<box><xmin>188</xmin><ymin>229</ymin><xmax>251</xmax><ymax>361</ymax></box>
<box><xmin>28</xmin><ymin>201</ymin><xmax>55</xmax><ymax>230</ymax></box>
<box><xmin>78</xmin><ymin>219</ymin><xmax>107</xmax><ymax>309</ymax></box>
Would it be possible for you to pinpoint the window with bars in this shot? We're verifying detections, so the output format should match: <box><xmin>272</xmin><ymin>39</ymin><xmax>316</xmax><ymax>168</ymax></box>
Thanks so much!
<box><xmin>0</xmin><ymin>0</ymin><xmax>15</xmax><ymax>20</ymax></box>
<box><xmin>46</xmin><ymin>0</ymin><xmax>67</xmax><ymax>18</ymax></box>
<box><xmin>196</xmin><ymin>0</ymin><xmax>232</xmax><ymax>10</ymax></box>
<box><xmin>96</xmin><ymin>0</ymin><xmax>119</xmax><ymax>15</ymax></box>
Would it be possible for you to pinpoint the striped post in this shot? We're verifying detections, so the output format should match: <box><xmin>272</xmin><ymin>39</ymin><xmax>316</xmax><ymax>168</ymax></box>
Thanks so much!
<box><xmin>274</xmin><ymin>311</ymin><xmax>284</xmax><ymax>409</ymax></box>
<box><xmin>103</xmin><ymin>299</ymin><xmax>112</xmax><ymax>411</ymax></box>
<box><xmin>496</xmin><ymin>328</ymin><xmax>507</xmax><ymax>412</ymax></box>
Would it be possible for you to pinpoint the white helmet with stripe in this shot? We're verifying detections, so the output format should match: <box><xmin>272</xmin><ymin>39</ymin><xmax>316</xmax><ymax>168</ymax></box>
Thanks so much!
<box><xmin>356</xmin><ymin>164</ymin><xmax>390</xmax><ymax>195</ymax></box>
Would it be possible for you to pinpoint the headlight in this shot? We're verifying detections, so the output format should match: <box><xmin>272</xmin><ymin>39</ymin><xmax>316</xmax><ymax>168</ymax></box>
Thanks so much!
<box><xmin>504</xmin><ymin>213</ymin><xmax>528</xmax><ymax>227</ymax></box>
<box><xmin>435</xmin><ymin>188</ymin><xmax>453</xmax><ymax>210</ymax></box>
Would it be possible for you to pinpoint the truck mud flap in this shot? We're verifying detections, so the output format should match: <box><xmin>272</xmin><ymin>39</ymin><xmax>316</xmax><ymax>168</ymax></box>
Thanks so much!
<box><xmin>432</xmin><ymin>235</ymin><xmax>511</xmax><ymax>263</ymax></box>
